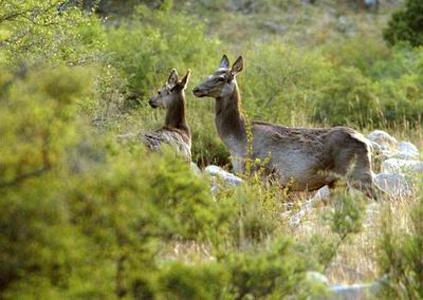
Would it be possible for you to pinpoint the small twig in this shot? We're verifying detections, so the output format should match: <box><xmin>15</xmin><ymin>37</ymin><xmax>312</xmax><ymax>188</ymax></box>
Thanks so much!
<box><xmin>0</xmin><ymin>166</ymin><xmax>51</xmax><ymax>188</ymax></box>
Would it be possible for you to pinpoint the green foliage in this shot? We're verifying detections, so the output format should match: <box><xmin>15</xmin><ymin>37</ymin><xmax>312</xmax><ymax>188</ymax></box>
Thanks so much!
<box><xmin>156</xmin><ymin>238</ymin><xmax>322</xmax><ymax>300</ymax></box>
<box><xmin>0</xmin><ymin>1</ymin><xmax>105</xmax><ymax>65</ymax></box>
<box><xmin>329</xmin><ymin>191</ymin><xmax>366</xmax><ymax>239</ymax></box>
<box><xmin>157</xmin><ymin>262</ymin><xmax>228</xmax><ymax>299</ymax></box>
<box><xmin>377</xmin><ymin>181</ymin><xmax>423</xmax><ymax>299</ymax></box>
<box><xmin>0</xmin><ymin>66</ymin><xmax>223</xmax><ymax>298</ymax></box>
<box><xmin>0</xmin><ymin>65</ymin><xmax>91</xmax><ymax>186</ymax></box>
<box><xmin>211</xmin><ymin>177</ymin><xmax>286</xmax><ymax>252</ymax></box>
<box><xmin>384</xmin><ymin>0</ymin><xmax>423</xmax><ymax>47</ymax></box>
<box><xmin>224</xmin><ymin>238</ymin><xmax>319</xmax><ymax>299</ymax></box>
<box><xmin>242</xmin><ymin>44</ymin><xmax>330</xmax><ymax>124</ymax></box>
<box><xmin>313</xmin><ymin>66</ymin><xmax>382</xmax><ymax>127</ymax></box>
<box><xmin>106</xmin><ymin>5</ymin><xmax>220</xmax><ymax>97</ymax></box>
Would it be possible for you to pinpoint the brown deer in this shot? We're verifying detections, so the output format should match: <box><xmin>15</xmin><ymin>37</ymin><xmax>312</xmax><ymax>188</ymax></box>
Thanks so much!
<box><xmin>122</xmin><ymin>69</ymin><xmax>192</xmax><ymax>161</ymax></box>
<box><xmin>193</xmin><ymin>55</ymin><xmax>381</xmax><ymax>198</ymax></box>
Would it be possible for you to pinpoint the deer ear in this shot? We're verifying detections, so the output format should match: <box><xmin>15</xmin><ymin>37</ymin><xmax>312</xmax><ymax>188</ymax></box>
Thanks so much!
<box><xmin>167</xmin><ymin>69</ymin><xmax>179</xmax><ymax>85</ymax></box>
<box><xmin>219</xmin><ymin>54</ymin><xmax>230</xmax><ymax>69</ymax></box>
<box><xmin>231</xmin><ymin>56</ymin><xmax>243</xmax><ymax>76</ymax></box>
<box><xmin>179</xmin><ymin>69</ymin><xmax>191</xmax><ymax>90</ymax></box>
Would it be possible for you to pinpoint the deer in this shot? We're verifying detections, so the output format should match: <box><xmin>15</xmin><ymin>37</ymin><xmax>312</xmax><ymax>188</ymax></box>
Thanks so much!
<box><xmin>121</xmin><ymin>69</ymin><xmax>192</xmax><ymax>161</ymax></box>
<box><xmin>192</xmin><ymin>55</ymin><xmax>382</xmax><ymax>198</ymax></box>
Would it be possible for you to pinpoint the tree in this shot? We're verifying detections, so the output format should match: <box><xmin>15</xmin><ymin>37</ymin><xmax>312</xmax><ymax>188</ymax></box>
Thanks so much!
<box><xmin>384</xmin><ymin>0</ymin><xmax>423</xmax><ymax>47</ymax></box>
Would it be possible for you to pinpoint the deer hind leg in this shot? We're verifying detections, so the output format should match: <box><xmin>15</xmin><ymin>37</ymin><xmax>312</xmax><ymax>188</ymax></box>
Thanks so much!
<box><xmin>349</xmin><ymin>147</ymin><xmax>383</xmax><ymax>200</ymax></box>
<box><xmin>333</xmin><ymin>144</ymin><xmax>382</xmax><ymax>200</ymax></box>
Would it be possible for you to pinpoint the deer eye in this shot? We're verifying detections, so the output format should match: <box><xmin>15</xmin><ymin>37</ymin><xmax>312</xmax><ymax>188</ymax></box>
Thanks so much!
<box><xmin>216</xmin><ymin>77</ymin><xmax>225</xmax><ymax>82</ymax></box>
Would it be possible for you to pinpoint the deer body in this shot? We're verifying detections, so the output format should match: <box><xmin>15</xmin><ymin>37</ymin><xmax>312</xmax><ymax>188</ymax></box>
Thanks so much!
<box><xmin>194</xmin><ymin>55</ymin><xmax>380</xmax><ymax>197</ymax></box>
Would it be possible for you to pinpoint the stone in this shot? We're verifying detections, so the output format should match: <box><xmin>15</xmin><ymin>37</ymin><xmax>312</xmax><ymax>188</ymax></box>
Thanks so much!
<box><xmin>374</xmin><ymin>173</ymin><xmax>412</xmax><ymax>197</ymax></box>
<box><xmin>382</xmin><ymin>158</ymin><xmax>423</xmax><ymax>174</ymax></box>
<box><xmin>367</xmin><ymin>130</ymin><xmax>397</xmax><ymax>150</ymax></box>
<box><xmin>306</xmin><ymin>271</ymin><xmax>329</xmax><ymax>286</ymax></box>
<box><xmin>289</xmin><ymin>185</ymin><xmax>330</xmax><ymax>227</ymax></box>
<box><xmin>395</xmin><ymin>141</ymin><xmax>419</xmax><ymax>160</ymax></box>
<box><xmin>328</xmin><ymin>282</ymin><xmax>381</xmax><ymax>300</ymax></box>
<box><xmin>204</xmin><ymin>165</ymin><xmax>243</xmax><ymax>186</ymax></box>
<box><xmin>311</xmin><ymin>185</ymin><xmax>331</xmax><ymax>201</ymax></box>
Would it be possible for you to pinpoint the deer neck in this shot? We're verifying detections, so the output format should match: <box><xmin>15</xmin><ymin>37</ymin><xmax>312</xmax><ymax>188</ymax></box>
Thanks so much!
<box><xmin>164</xmin><ymin>91</ymin><xmax>190</xmax><ymax>138</ymax></box>
<box><xmin>215</xmin><ymin>84</ymin><xmax>247</xmax><ymax>152</ymax></box>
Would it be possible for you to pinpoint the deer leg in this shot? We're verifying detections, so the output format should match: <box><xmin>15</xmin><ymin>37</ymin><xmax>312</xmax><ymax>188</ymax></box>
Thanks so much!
<box><xmin>349</xmin><ymin>150</ymin><xmax>383</xmax><ymax>200</ymax></box>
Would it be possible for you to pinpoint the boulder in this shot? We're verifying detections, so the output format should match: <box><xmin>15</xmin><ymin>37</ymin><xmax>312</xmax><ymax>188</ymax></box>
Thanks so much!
<box><xmin>367</xmin><ymin>130</ymin><xmax>397</xmax><ymax>150</ymax></box>
<box><xmin>374</xmin><ymin>173</ymin><xmax>412</xmax><ymax>197</ymax></box>
<box><xmin>395</xmin><ymin>141</ymin><xmax>419</xmax><ymax>160</ymax></box>
<box><xmin>382</xmin><ymin>158</ymin><xmax>423</xmax><ymax>174</ymax></box>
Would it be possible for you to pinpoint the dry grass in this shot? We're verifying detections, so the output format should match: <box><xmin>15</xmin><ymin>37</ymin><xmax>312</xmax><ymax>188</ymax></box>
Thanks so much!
<box><xmin>292</xmin><ymin>188</ymin><xmax>419</xmax><ymax>284</ymax></box>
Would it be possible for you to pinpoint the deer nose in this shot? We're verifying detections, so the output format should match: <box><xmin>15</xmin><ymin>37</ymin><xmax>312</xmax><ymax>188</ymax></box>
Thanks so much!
<box><xmin>148</xmin><ymin>99</ymin><xmax>156</xmax><ymax>108</ymax></box>
<box><xmin>193</xmin><ymin>87</ymin><xmax>202</xmax><ymax>96</ymax></box>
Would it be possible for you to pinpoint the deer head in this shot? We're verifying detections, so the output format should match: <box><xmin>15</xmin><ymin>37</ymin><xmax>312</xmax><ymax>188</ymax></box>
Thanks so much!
<box><xmin>149</xmin><ymin>69</ymin><xmax>191</xmax><ymax>108</ymax></box>
<box><xmin>192</xmin><ymin>55</ymin><xmax>243</xmax><ymax>99</ymax></box>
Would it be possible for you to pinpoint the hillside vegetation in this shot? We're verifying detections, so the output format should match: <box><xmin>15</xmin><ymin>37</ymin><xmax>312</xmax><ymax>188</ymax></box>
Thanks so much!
<box><xmin>0</xmin><ymin>0</ymin><xmax>422</xmax><ymax>298</ymax></box>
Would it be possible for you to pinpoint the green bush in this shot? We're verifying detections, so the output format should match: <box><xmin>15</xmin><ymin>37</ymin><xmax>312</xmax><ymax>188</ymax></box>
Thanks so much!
<box><xmin>157</xmin><ymin>262</ymin><xmax>229</xmax><ymax>299</ymax></box>
<box><xmin>384</xmin><ymin>0</ymin><xmax>423</xmax><ymax>47</ymax></box>
<box><xmin>0</xmin><ymin>65</ymin><xmax>222</xmax><ymax>298</ymax></box>
<box><xmin>106</xmin><ymin>5</ymin><xmax>220</xmax><ymax>97</ymax></box>
<box><xmin>241</xmin><ymin>44</ymin><xmax>331</xmax><ymax>125</ymax></box>
<box><xmin>155</xmin><ymin>238</ymin><xmax>323</xmax><ymax>300</ymax></box>
<box><xmin>313</xmin><ymin>66</ymin><xmax>383</xmax><ymax>127</ymax></box>
<box><xmin>377</xmin><ymin>180</ymin><xmax>423</xmax><ymax>299</ymax></box>
<box><xmin>224</xmin><ymin>238</ymin><xmax>321</xmax><ymax>299</ymax></box>
<box><xmin>0</xmin><ymin>1</ymin><xmax>105</xmax><ymax>65</ymax></box>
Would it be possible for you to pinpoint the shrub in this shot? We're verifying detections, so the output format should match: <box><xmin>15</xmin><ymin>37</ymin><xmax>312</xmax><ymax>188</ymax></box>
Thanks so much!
<box><xmin>157</xmin><ymin>262</ymin><xmax>228</xmax><ymax>300</ymax></box>
<box><xmin>224</xmin><ymin>238</ymin><xmax>321</xmax><ymax>299</ymax></box>
<box><xmin>0</xmin><ymin>65</ymin><xmax>222</xmax><ymax>298</ymax></box>
<box><xmin>384</xmin><ymin>0</ymin><xmax>423</xmax><ymax>47</ymax></box>
<box><xmin>106</xmin><ymin>4</ymin><xmax>220</xmax><ymax>97</ymax></box>
<box><xmin>0</xmin><ymin>1</ymin><xmax>105</xmax><ymax>65</ymax></box>
<box><xmin>313</xmin><ymin>66</ymin><xmax>383</xmax><ymax>127</ymax></box>
<box><xmin>241</xmin><ymin>44</ymin><xmax>331</xmax><ymax>125</ymax></box>
<box><xmin>377</xmin><ymin>180</ymin><xmax>423</xmax><ymax>299</ymax></box>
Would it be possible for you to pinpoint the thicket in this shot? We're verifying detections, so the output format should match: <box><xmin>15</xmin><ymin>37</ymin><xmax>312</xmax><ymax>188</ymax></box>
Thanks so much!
<box><xmin>0</xmin><ymin>0</ymin><xmax>422</xmax><ymax>298</ymax></box>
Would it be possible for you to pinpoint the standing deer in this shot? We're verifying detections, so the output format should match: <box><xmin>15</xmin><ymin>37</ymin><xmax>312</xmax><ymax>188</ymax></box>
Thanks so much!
<box><xmin>122</xmin><ymin>69</ymin><xmax>192</xmax><ymax>161</ymax></box>
<box><xmin>193</xmin><ymin>55</ymin><xmax>381</xmax><ymax>198</ymax></box>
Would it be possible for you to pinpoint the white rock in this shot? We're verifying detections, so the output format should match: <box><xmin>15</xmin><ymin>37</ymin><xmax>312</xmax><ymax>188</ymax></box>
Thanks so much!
<box><xmin>289</xmin><ymin>185</ymin><xmax>330</xmax><ymax>227</ymax></box>
<box><xmin>396</xmin><ymin>141</ymin><xmax>419</xmax><ymax>160</ymax></box>
<box><xmin>382</xmin><ymin>158</ymin><xmax>423</xmax><ymax>174</ymax></box>
<box><xmin>311</xmin><ymin>185</ymin><xmax>331</xmax><ymax>201</ymax></box>
<box><xmin>328</xmin><ymin>282</ymin><xmax>381</xmax><ymax>300</ymax></box>
<box><xmin>306</xmin><ymin>271</ymin><xmax>329</xmax><ymax>286</ymax></box>
<box><xmin>374</xmin><ymin>173</ymin><xmax>412</xmax><ymax>197</ymax></box>
<box><xmin>204</xmin><ymin>165</ymin><xmax>243</xmax><ymax>186</ymax></box>
<box><xmin>367</xmin><ymin>130</ymin><xmax>397</xmax><ymax>149</ymax></box>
